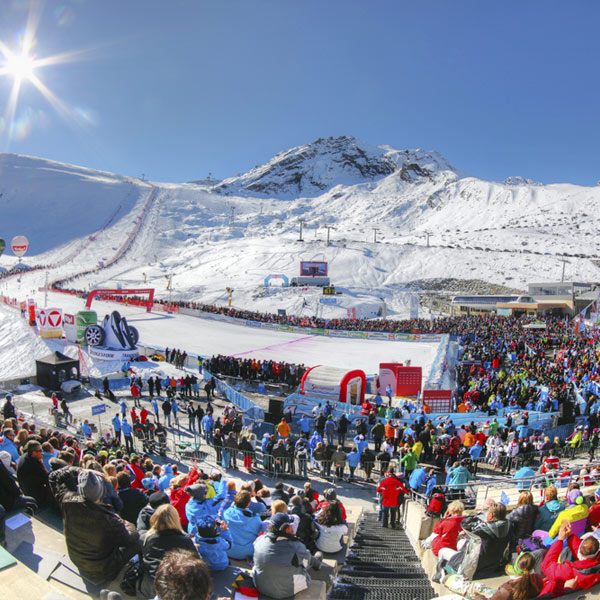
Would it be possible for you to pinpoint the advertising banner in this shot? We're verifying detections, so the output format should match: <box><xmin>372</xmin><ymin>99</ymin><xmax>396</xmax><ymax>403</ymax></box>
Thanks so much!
<box><xmin>277</xmin><ymin>325</ymin><xmax>293</xmax><ymax>332</ymax></box>
<box><xmin>367</xmin><ymin>332</ymin><xmax>393</xmax><ymax>340</ymax></box>
<box><xmin>348</xmin><ymin>331</ymin><xmax>368</xmax><ymax>339</ymax></box>
<box><xmin>246</xmin><ymin>320</ymin><xmax>262</xmax><ymax>327</ymax></box>
<box><xmin>76</xmin><ymin>311</ymin><xmax>97</xmax><ymax>346</ymax></box>
<box><xmin>319</xmin><ymin>297</ymin><xmax>337</xmax><ymax>304</ymax></box>
<box><xmin>310</xmin><ymin>328</ymin><xmax>325</xmax><ymax>334</ymax></box>
<box><xmin>38</xmin><ymin>307</ymin><xmax>63</xmax><ymax>339</ymax></box>
<box><xmin>63</xmin><ymin>313</ymin><xmax>77</xmax><ymax>343</ymax></box>
<box><xmin>327</xmin><ymin>330</ymin><xmax>349</xmax><ymax>338</ymax></box>
<box><xmin>409</xmin><ymin>294</ymin><xmax>419</xmax><ymax>319</ymax></box>
<box><xmin>422</xmin><ymin>390</ymin><xmax>452</xmax><ymax>412</ymax></box>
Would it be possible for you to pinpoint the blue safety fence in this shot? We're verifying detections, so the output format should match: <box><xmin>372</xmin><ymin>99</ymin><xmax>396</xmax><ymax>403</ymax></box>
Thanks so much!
<box><xmin>204</xmin><ymin>369</ymin><xmax>265</xmax><ymax>422</ymax></box>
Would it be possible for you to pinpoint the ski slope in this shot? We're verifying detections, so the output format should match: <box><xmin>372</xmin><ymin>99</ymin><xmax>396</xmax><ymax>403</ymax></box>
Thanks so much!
<box><xmin>0</xmin><ymin>290</ymin><xmax>439</xmax><ymax>381</ymax></box>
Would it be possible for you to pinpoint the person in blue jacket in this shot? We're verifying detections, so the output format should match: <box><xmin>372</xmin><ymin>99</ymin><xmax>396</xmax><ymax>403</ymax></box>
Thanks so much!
<box><xmin>0</xmin><ymin>428</ymin><xmax>20</xmax><ymax>462</ymax></box>
<box><xmin>185</xmin><ymin>483</ymin><xmax>213</xmax><ymax>534</ymax></box>
<box><xmin>158</xmin><ymin>464</ymin><xmax>175</xmax><ymax>491</ymax></box>
<box><xmin>112</xmin><ymin>415</ymin><xmax>121</xmax><ymax>443</ymax></box>
<box><xmin>346</xmin><ymin>447</ymin><xmax>361</xmax><ymax>481</ymax></box>
<box><xmin>121</xmin><ymin>417</ymin><xmax>133</xmax><ymax>453</ymax></box>
<box><xmin>409</xmin><ymin>466</ymin><xmax>429</xmax><ymax>492</ymax></box>
<box><xmin>222</xmin><ymin>491</ymin><xmax>262</xmax><ymax>559</ymax></box>
<box><xmin>194</xmin><ymin>515</ymin><xmax>233</xmax><ymax>571</ymax></box>
<box><xmin>353</xmin><ymin>434</ymin><xmax>368</xmax><ymax>456</ymax></box>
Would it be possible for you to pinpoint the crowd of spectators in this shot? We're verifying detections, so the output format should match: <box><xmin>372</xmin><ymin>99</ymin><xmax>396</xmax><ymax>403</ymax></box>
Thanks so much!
<box><xmin>207</xmin><ymin>354</ymin><xmax>307</xmax><ymax>387</ymax></box>
<box><xmin>0</xmin><ymin>404</ymin><xmax>358</xmax><ymax>599</ymax></box>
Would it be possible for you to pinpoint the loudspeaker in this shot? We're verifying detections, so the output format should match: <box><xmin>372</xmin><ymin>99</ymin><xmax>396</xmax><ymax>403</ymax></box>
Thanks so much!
<box><xmin>268</xmin><ymin>398</ymin><xmax>284</xmax><ymax>418</ymax></box>
<box><xmin>264</xmin><ymin>412</ymin><xmax>279</xmax><ymax>425</ymax></box>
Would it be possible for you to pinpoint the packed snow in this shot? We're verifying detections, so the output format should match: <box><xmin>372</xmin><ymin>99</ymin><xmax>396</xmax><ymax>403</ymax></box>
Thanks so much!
<box><xmin>1</xmin><ymin>135</ymin><xmax>598</xmax><ymax>381</ymax></box>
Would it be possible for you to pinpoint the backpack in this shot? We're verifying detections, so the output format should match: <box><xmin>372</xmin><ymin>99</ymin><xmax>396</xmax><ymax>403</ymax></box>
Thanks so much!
<box><xmin>426</xmin><ymin>492</ymin><xmax>447</xmax><ymax>517</ymax></box>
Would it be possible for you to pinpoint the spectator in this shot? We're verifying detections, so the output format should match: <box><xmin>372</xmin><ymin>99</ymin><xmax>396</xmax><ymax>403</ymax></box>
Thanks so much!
<box><xmin>534</xmin><ymin>485</ymin><xmax>563</xmax><ymax>533</ymax></box>
<box><xmin>377</xmin><ymin>468</ymin><xmax>408</xmax><ymax>529</ymax></box>
<box><xmin>0</xmin><ymin>454</ymin><xmax>37</xmax><ymax>514</ymax></box>
<box><xmin>62</xmin><ymin>470</ymin><xmax>139</xmax><ymax>585</ymax></box>
<box><xmin>16</xmin><ymin>440</ymin><xmax>52</xmax><ymax>507</ymax></box>
<box><xmin>194</xmin><ymin>515</ymin><xmax>233</xmax><ymax>571</ymax></box>
<box><xmin>222</xmin><ymin>491</ymin><xmax>262</xmax><ymax>559</ymax></box>
<box><xmin>332</xmin><ymin>445</ymin><xmax>346</xmax><ymax>481</ymax></box>
<box><xmin>314</xmin><ymin>501</ymin><xmax>348</xmax><ymax>553</ymax></box>
<box><xmin>137</xmin><ymin>491</ymin><xmax>170</xmax><ymax>540</ymax></box>
<box><xmin>153</xmin><ymin>549</ymin><xmax>214</xmax><ymax>600</ymax></box>
<box><xmin>506</xmin><ymin>491</ymin><xmax>537</xmax><ymax>551</ymax></box>
<box><xmin>346</xmin><ymin>446</ymin><xmax>360</xmax><ymax>481</ymax></box>
<box><xmin>442</xmin><ymin>502</ymin><xmax>511</xmax><ymax>580</ymax></box>
<box><xmin>476</xmin><ymin>552</ymin><xmax>542</xmax><ymax>600</ymax></box>
<box><xmin>540</xmin><ymin>520</ymin><xmax>600</xmax><ymax>597</ymax></box>
<box><xmin>139</xmin><ymin>504</ymin><xmax>198</xmax><ymax>598</ymax></box>
<box><xmin>185</xmin><ymin>483</ymin><xmax>212</xmax><ymax>534</ymax></box>
<box><xmin>0</xmin><ymin>428</ymin><xmax>19</xmax><ymax>462</ymax></box>
<box><xmin>252</xmin><ymin>512</ymin><xmax>322</xmax><ymax>599</ymax></box>
<box><xmin>546</xmin><ymin>489</ymin><xmax>589</xmax><ymax>541</ymax></box>
<box><xmin>288</xmin><ymin>495</ymin><xmax>319</xmax><ymax>552</ymax></box>
<box><xmin>429</xmin><ymin>500</ymin><xmax>465</xmax><ymax>560</ymax></box>
<box><xmin>117</xmin><ymin>470</ymin><xmax>148</xmax><ymax>525</ymax></box>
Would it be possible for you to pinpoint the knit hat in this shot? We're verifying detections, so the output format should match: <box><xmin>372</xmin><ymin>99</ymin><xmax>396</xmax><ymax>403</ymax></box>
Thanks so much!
<box><xmin>5</xmin><ymin>394</ymin><xmax>12</xmax><ymax>401</ymax></box>
<box><xmin>568</xmin><ymin>489</ymin><xmax>584</xmax><ymax>505</ymax></box>
<box><xmin>78</xmin><ymin>470</ymin><xmax>105</xmax><ymax>502</ymax></box>
<box><xmin>197</xmin><ymin>515</ymin><xmax>219</xmax><ymax>538</ymax></box>
<box><xmin>270</xmin><ymin>512</ymin><xmax>293</xmax><ymax>532</ymax></box>
<box><xmin>186</xmin><ymin>483</ymin><xmax>208</xmax><ymax>501</ymax></box>
<box><xmin>148</xmin><ymin>491</ymin><xmax>170</xmax><ymax>509</ymax></box>
<box><xmin>142</xmin><ymin>477</ymin><xmax>156</xmax><ymax>491</ymax></box>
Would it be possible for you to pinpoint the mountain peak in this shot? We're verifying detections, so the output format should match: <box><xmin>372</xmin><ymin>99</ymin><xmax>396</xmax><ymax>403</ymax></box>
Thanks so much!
<box><xmin>212</xmin><ymin>136</ymin><xmax>459</xmax><ymax>199</ymax></box>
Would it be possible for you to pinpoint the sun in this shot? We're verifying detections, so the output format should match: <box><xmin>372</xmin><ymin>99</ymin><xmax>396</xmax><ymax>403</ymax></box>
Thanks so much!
<box><xmin>5</xmin><ymin>51</ymin><xmax>35</xmax><ymax>82</ymax></box>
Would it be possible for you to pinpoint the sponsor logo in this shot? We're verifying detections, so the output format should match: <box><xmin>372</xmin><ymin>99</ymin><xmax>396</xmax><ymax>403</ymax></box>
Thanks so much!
<box><xmin>277</xmin><ymin>325</ymin><xmax>293</xmax><ymax>332</ymax></box>
<box><xmin>326</xmin><ymin>330</ymin><xmax>349</xmax><ymax>338</ymax></box>
<box><xmin>348</xmin><ymin>331</ymin><xmax>368</xmax><ymax>338</ymax></box>
<box><xmin>64</xmin><ymin>314</ymin><xmax>75</xmax><ymax>325</ymax></box>
<box><xmin>245</xmin><ymin>320</ymin><xmax>262</xmax><ymax>327</ymax></box>
<box><xmin>310</xmin><ymin>328</ymin><xmax>325</xmax><ymax>334</ymax></box>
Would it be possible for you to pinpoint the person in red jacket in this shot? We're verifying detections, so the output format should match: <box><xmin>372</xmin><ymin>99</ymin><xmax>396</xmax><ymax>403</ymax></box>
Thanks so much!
<box><xmin>140</xmin><ymin>407</ymin><xmax>149</xmax><ymax>425</ymax></box>
<box><xmin>376</xmin><ymin>468</ymin><xmax>408</xmax><ymax>529</ymax></box>
<box><xmin>430</xmin><ymin>500</ymin><xmax>465</xmax><ymax>559</ymax></box>
<box><xmin>128</xmin><ymin>455</ymin><xmax>146</xmax><ymax>490</ymax></box>
<box><xmin>540</xmin><ymin>520</ymin><xmax>600</xmax><ymax>597</ymax></box>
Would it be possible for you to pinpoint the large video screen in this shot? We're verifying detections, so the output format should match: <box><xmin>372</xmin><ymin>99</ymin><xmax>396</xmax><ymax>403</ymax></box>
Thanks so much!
<box><xmin>300</xmin><ymin>261</ymin><xmax>328</xmax><ymax>276</ymax></box>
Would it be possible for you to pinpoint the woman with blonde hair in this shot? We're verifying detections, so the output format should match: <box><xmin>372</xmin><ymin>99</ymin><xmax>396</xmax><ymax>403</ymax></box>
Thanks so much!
<box><xmin>429</xmin><ymin>500</ymin><xmax>465</xmax><ymax>560</ymax></box>
<box><xmin>140</xmin><ymin>504</ymin><xmax>198</xmax><ymax>597</ymax></box>
<box><xmin>535</xmin><ymin>485</ymin><xmax>563</xmax><ymax>532</ymax></box>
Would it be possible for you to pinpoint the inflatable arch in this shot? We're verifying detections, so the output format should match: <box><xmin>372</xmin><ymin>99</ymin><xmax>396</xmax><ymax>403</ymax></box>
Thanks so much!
<box><xmin>300</xmin><ymin>365</ymin><xmax>366</xmax><ymax>405</ymax></box>
<box><xmin>263</xmin><ymin>274</ymin><xmax>289</xmax><ymax>288</ymax></box>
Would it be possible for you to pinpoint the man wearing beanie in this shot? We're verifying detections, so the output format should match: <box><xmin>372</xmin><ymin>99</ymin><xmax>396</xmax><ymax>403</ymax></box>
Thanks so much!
<box><xmin>252</xmin><ymin>512</ymin><xmax>322</xmax><ymax>599</ymax></box>
<box><xmin>62</xmin><ymin>470</ymin><xmax>140</xmax><ymax>585</ymax></box>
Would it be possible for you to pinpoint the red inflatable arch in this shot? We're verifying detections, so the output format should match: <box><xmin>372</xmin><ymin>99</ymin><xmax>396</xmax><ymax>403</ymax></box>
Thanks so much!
<box><xmin>85</xmin><ymin>288</ymin><xmax>155</xmax><ymax>313</ymax></box>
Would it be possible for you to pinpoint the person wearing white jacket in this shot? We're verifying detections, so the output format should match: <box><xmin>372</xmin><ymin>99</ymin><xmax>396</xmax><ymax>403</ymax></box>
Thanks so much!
<box><xmin>314</xmin><ymin>501</ymin><xmax>348</xmax><ymax>553</ymax></box>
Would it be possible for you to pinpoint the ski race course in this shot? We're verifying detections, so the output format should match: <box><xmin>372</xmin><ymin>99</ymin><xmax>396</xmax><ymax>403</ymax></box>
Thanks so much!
<box><xmin>0</xmin><ymin>289</ymin><xmax>440</xmax><ymax>381</ymax></box>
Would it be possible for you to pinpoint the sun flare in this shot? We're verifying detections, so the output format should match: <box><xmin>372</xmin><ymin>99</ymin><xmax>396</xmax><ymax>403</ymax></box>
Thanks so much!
<box><xmin>5</xmin><ymin>51</ymin><xmax>35</xmax><ymax>82</ymax></box>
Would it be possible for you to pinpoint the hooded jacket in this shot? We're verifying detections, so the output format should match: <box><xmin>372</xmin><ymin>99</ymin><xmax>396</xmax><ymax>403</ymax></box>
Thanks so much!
<box><xmin>535</xmin><ymin>499</ymin><xmax>563</xmax><ymax>532</ymax></box>
<box><xmin>223</xmin><ymin>504</ymin><xmax>262</xmax><ymax>559</ymax></box>
<box><xmin>185</xmin><ymin>495</ymin><xmax>213</xmax><ymax>535</ymax></box>
<box><xmin>195</xmin><ymin>528</ymin><xmax>233</xmax><ymax>570</ymax></box>
<box><xmin>461</xmin><ymin>515</ymin><xmax>511</xmax><ymax>579</ymax></box>
<box><xmin>158</xmin><ymin>465</ymin><xmax>174</xmax><ymax>491</ymax></box>
<box><xmin>548</xmin><ymin>503</ymin><xmax>589</xmax><ymax>539</ymax></box>
<box><xmin>540</xmin><ymin>535</ymin><xmax>600</xmax><ymax>597</ymax></box>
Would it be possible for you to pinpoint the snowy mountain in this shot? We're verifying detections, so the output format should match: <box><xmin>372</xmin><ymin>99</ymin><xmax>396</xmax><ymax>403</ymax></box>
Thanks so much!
<box><xmin>0</xmin><ymin>136</ymin><xmax>599</xmax><ymax>327</ymax></box>
<box><xmin>212</xmin><ymin>136</ymin><xmax>461</xmax><ymax>199</ymax></box>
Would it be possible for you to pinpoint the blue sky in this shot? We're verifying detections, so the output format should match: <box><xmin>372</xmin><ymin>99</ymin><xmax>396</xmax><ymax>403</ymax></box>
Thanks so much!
<box><xmin>1</xmin><ymin>0</ymin><xmax>599</xmax><ymax>185</ymax></box>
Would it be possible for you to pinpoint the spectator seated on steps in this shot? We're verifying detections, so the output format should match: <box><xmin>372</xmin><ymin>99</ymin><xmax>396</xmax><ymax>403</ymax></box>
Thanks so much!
<box><xmin>421</xmin><ymin>500</ymin><xmax>465</xmax><ymax>561</ymax></box>
<box><xmin>137</xmin><ymin>491</ymin><xmax>170</xmax><ymax>540</ymax></box>
<box><xmin>471</xmin><ymin>552</ymin><xmax>543</xmax><ymax>600</ymax></box>
<box><xmin>222</xmin><ymin>490</ymin><xmax>262</xmax><ymax>559</ymax></box>
<box><xmin>139</xmin><ymin>504</ymin><xmax>199</xmax><ymax>598</ymax></box>
<box><xmin>539</xmin><ymin>519</ymin><xmax>600</xmax><ymax>597</ymax></box>
<box><xmin>507</xmin><ymin>491</ymin><xmax>538</xmax><ymax>552</ymax></box>
<box><xmin>439</xmin><ymin>501</ymin><xmax>511</xmax><ymax>581</ymax></box>
<box><xmin>313</xmin><ymin>499</ymin><xmax>348</xmax><ymax>554</ymax></box>
<box><xmin>152</xmin><ymin>549</ymin><xmax>216</xmax><ymax>600</ymax></box>
<box><xmin>535</xmin><ymin>488</ymin><xmax>589</xmax><ymax>546</ymax></box>
<box><xmin>533</xmin><ymin>485</ymin><xmax>564</xmax><ymax>533</ymax></box>
<box><xmin>193</xmin><ymin>515</ymin><xmax>233</xmax><ymax>571</ymax></box>
<box><xmin>116</xmin><ymin>470</ymin><xmax>148</xmax><ymax>525</ymax></box>
<box><xmin>62</xmin><ymin>470</ymin><xmax>139</xmax><ymax>585</ymax></box>
<box><xmin>252</xmin><ymin>512</ymin><xmax>323</xmax><ymax>599</ymax></box>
